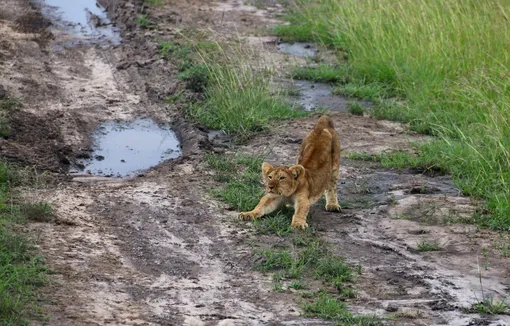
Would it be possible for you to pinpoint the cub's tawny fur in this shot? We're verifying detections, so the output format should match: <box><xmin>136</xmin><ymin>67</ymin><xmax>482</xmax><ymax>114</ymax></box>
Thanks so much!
<box><xmin>239</xmin><ymin>116</ymin><xmax>341</xmax><ymax>229</ymax></box>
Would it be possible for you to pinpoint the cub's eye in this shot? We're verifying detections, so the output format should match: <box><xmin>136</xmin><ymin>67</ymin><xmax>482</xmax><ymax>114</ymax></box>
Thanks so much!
<box><xmin>279</xmin><ymin>176</ymin><xmax>286</xmax><ymax>180</ymax></box>
<box><xmin>268</xmin><ymin>176</ymin><xmax>272</xmax><ymax>180</ymax></box>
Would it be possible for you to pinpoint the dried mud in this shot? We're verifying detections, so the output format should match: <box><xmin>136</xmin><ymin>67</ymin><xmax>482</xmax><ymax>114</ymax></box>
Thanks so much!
<box><xmin>0</xmin><ymin>0</ymin><xmax>508</xmax><ymax>325</ymax></box>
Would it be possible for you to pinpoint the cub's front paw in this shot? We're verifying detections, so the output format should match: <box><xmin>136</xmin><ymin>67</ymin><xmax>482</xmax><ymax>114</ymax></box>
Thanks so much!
<box><xmin>238</xmin><ymin>211</ymin><xmax>259</xmax><ymax>220</ymax></box>
<box><xmin>291</xmin><ymin>220</ymin><xmax>309</xmax><ymax>230</ymax></box>
<box><xmin>326</xmin><ymin>204</ymin><xmax>341</xmax><ymax>212</ymax></box>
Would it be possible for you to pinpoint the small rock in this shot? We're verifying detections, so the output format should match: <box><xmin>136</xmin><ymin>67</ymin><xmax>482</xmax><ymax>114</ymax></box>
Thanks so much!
<box><xmin>95</xmin><ymin>155</ymin><xmax>105</xmax><ymax>161</ymax></box>
<box><xmin>385</xmin><ymin>304</ymin><xmax>398</xmax><ymax>312</ymax></box>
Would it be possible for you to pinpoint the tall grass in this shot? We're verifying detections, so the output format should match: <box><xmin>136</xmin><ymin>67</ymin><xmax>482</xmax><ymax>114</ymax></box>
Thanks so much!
<box><xmin>276</xmin><ymin>0</ymin><xmax>510</xmax><ymax>230</ymax></box>
<box><xmin>182</xmin><ymin>42</ymin><xmax>308</xmax><ymax>139</ymax></box>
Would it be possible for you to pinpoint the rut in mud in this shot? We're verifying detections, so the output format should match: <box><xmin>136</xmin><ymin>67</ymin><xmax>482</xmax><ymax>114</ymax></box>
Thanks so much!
<box><xmin>0</xmin><ymin>0</ymin><xmax>509</xmax><ymax>325</ymax></box>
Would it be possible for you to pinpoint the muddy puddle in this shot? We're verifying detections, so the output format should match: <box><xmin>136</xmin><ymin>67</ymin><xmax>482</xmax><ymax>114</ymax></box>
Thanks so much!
<box><xmin>37</xmin><ymin>0</ymin><xmax>121</xmax><ymax>45</ymax></box>
<box><xmin>289</xmin><ymin>80</ymin><xmax>370</xmax><ymax>112</ymax></box>
<box><xmin>277</xmin><ymin>42</ymin><xmax>316</xmax><ymax>57</ymax></box>
<box><xmin>73</xmin><ymin>118</ymin><xmax>181</xmax><ymax>177</ymax></box>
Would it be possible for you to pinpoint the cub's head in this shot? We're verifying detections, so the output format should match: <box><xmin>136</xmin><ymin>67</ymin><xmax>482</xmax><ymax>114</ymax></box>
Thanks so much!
<box><xmin>261</xmin><ymin>162</ymin><xmax>305</xmax><ymax>197</ymax></box>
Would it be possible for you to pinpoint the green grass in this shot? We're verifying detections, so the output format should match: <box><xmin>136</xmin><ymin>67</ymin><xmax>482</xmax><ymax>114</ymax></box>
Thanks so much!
<box><xmin>347</xmin><ymin>102</ymin><xmax>364</xmax><ymax>116</ymax></box>
<box><xmin>19</xmin><ymin>202</ymin><xmax>54</xmax><ymax>222</ymax></box>
<box><xmin>289</xmin><ymin>280</ymin><xmax>306</xmax><ymax>290</ymax></box>
<box><xmin>0</xmin><ymin>161</ymin><xmax>48</xmax><ymax>324</ymax></box>
<box><xmin>136</xmin><ymin>15</ymin><xmax>154</xmax><ymax>27</ymax></box>
<box><xmin>415</xmin><ymin>240</ymin><xmax>442</xmax><ymax>252</ymax></box>
<box><xmin>274</xmin><ymin>0</ymin><xmax>510</xmax><ymax>231</ymax></box>
<box><xmin>291</xmin><ymin>64</ymin><xmax>348</xmax><ymax>83</ymax></box>
<box><xmin>205</xmin><ymin>153</ymin><xmax>265</xmax><ymax>212</ymax></box>
<box><xmin>333</xmin><ymin>80</ymin><xmax>393</xmax><ymax>100</ymax></box>
<box><xmin>469</xmin><ymin>298</ymin><xmax>509</xmax><ymax>315</ymax></box>
<box><xmin>144</xmin><ymin>0</ymin><xmax>163</xmax><ymax>5</ymax></box>
<box><xmin>303</xmin><ymin>293</ymin><xmax>382</xmax><ymax>325</ymax></box>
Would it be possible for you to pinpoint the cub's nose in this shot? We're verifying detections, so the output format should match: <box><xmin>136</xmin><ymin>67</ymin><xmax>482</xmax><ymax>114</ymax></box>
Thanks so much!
<box><xmin>268</xmin><ymin>184</ymin><xmax>275</xmax><ymax>190</ymax></box>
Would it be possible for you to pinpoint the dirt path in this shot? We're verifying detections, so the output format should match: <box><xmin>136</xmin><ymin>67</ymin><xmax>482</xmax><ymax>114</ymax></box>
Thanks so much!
<box><xmin>0</xmin><ymin>0</ymin><xmax>509</xmax><ymax>325</ymax></box>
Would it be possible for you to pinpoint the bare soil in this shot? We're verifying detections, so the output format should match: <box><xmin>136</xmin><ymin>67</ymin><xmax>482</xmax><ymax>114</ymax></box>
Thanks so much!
<box><xmin>0</xmin><ymin>0</ymin><xmax>508</xmax><ymax>325</ymax></box>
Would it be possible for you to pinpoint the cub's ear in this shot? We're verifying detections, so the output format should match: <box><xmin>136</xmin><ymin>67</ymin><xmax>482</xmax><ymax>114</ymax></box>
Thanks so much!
<box><xmin>261</xmin><ymin>162</ymin><xmax>273</xmax><ymax>176</ymax></box>
<box><xmin>289</xmin><ymin>165</ymin><xmax>305</xmax><ymax>180</ymax></box>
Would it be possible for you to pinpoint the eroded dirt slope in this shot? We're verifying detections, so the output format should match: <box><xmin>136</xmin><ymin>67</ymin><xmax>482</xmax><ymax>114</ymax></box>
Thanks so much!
<box><xmin>0</xmin><ymin>0</ymin><xmax>508</xmax><ymax>325</ymax></box>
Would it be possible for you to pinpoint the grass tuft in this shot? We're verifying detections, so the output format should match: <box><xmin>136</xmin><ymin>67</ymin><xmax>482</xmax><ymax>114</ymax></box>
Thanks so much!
<box><xmin>303</xmin><ymin>293</ymin><xmax>382</xmax><ymax>325</ymax></box>
<box><xmin>347</xmin><ymin>102</ymin><xmax>364</xmax><ymax>116</ymax></box>
<box><xmin>416</xmin><ymin>240</ymin><xmax>442</xmax><ymax>252</ymax></box>
<box><xmin>136</xmin><ymin>15</ymin><xmax>155</xmax><ymax>28</ymax></box>
<box><xmin>469</xmin><ymin>298</ymin><xmax>509</xmax><ymax>315</ymax></box>
<box><xmin>291</xmin><ymin>64</ymin><xmax>348</xmax><ymax>83</ymax></box>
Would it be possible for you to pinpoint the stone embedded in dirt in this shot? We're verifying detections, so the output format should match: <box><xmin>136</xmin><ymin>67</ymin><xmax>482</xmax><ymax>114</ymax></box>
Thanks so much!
<box><xmin>385</xmin><ymin>304</ymin><xmax>399</xmax><ymax>312</ymax></box>
<box><xmin>95</xmin><ymin>155</ymin><xmax>105</xmax><ymax>161</ymax></box>
<box><xmin>0</xmin><ymin>85</ymin><xmax>7</xmax><ymax>99</ymax></box>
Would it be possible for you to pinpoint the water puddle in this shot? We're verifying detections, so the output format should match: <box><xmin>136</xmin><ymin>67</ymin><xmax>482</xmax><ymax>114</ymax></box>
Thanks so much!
<box><xmin>74</xmin><ymin>119</ymin><xmax>181</xmax><ymax>177</ymax></box>
<box><xmin>277</xmin><ymin>42</ymin><xmax>316</xmax><ymax>57</ymax></box>
<box><xmin>37</xmin><ymin>0</ymin><xmax>121</xmax><ymax>45</ymax></box>
<box><xmin>291</xmin><ymin>80</ymin><xmax>370</xmax><ymax>112</ymax></box>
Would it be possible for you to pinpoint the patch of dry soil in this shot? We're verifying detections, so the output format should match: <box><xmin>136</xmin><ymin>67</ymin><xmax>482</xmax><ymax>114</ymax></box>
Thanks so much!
<box><xmin>0</xmin><ymin>0</ymin><xmax>508</xmax><ymax>325</ymax></box>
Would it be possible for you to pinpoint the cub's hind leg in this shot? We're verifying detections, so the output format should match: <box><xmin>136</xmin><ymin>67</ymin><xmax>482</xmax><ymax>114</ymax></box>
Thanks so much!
<box><xmin>325</xmin><ymin>132</ymin><xmax>341</xmax><ymax>212</ymax></box>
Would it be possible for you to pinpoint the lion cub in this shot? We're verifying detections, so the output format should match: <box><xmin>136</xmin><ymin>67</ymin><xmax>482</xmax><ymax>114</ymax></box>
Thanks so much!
<box><xmin>239</xmin><ymin>116</ymin><xmax>341</xmax><ymax>229</ymax></box>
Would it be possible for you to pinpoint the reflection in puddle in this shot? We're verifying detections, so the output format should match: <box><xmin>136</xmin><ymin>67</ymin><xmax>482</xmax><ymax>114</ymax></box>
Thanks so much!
<box><xmin>39</xmin><ymin>0</ymin><xmax>121</xmax><ymax>45</ymax></box>
<box><xmin>75</xmin><ymin>119</ymin><xmax>181</xmax><ymax>177</ymax></box>
<box><xmin>277</xmin><ymin>42</ymin><xmax>316</xmax><ymax>57</ymax></box>
<box><xmin>292</xmin><ymin>80</ymin><xmax>372</xmax><ymax>112</ymax></box>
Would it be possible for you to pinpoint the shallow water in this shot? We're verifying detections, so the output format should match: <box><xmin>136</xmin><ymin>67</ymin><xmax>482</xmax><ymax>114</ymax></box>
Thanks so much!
<box><xmin>75</xmin><ymin>119</ymin><xmax>181</xmax><ymax>177</ymax></box>
<box><xmin>39</xmin><ymin>0</ymin><xmax>121</xmax><ymax>45</ymax></box>
<box><xmin>277</xmin><ymin>42</ymin><xmax>316</xmax><ymax>57</ymax></box>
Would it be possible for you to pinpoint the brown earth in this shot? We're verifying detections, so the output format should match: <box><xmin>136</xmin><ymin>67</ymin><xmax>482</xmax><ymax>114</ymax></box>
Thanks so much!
<box><xmin>0</xmin><ymin>0</ymin><xmax>509</xmax><ymax>325</ymax></box>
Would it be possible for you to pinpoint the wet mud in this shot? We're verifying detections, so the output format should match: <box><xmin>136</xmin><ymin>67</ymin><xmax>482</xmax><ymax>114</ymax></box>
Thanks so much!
<box><xmin>0</xmin><ymin>0</ymin><xmax>508</xmax><ymax>325</ymax></box>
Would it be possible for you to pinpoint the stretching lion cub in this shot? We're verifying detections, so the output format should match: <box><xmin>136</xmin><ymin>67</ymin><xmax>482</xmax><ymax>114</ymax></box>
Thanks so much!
<box><xmin>239</xmin><ymin>116</ymin><xmax>341</xmax><ymax>229</ymax></box>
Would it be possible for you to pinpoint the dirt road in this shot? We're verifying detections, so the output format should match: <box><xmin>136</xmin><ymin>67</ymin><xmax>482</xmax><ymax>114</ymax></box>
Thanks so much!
<box><xmin>0</xmin><ymin>0</ymin><xmax>509</xmax><ymax>325</ymax></box>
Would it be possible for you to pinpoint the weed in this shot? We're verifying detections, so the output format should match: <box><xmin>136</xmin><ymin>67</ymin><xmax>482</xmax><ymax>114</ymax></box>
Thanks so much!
<box><xmin>482</xmin><ymin>247</ymin><xmax>489</xmax><ymax>270</ymax></box>
<box><xmin>291</xmin><ymin>64</ymin><xmax>348</xmax><ymax>83</ymax></box>
<box><xmin>289</xmin><ymin>281</ymin><xmax>306</xmax><ymax>290</ymax></box>
<box><xmin>303</xmin><ymin>293</ymin><xmax>382</xmax><ymax>325</ymax></box>
<box><xmin>256</xmin><ymin>249</ymin><xmax>294</xmax><ymax>272</ymax></box>
<box><xmin>19</xmin><ymin>202</ymin><xmax>53</xmax><ymax>222</ymax></box>
<box><xmin>275</xmin><ymin>0</ymin><xmax>510</xmax><ymax>231</ymax></box>
<box><xmin>313</xmin><ymin>256</ymin><xmax>353</xmax><ymax>283</ymax></box>
<box><xmin>347</xmin><ymin>102</ymin><xmax>364</xmax><ymax>116</ymax></box>
<box><xmin>272</xmin><ymin>282</ymin><xmax>284</xmax><ymax>292</ymax></box>
<box><xmin>469</xmin><ymin>298</ymin><xmax>509</xmax><ymax>315</ymax></box>
<box><xmin>253</xmin><ymin>211</ymin><xmax>293</xmax><ymax>236</ymax></box>
<box><xmin>136</xmin><ymin>15</ymin><xmax>154</xmax><ymax>28</ymax></box>
<box><xmin>416</xmin><ymin>240</ymin><xmax>442</xmax><ymax>252</ymax></box>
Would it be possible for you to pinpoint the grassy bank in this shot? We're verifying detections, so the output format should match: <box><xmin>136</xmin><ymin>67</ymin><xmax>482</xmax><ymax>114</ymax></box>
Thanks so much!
<box><xmin>160</xmin><ymin>39</ymin><xmax>308</xmax><ymax>140</ymax></box>
<box><xmin>0</xmin><ymin>161</ymin><xmax>48</xmax><ymax>324</ymax></box>
<box><xmin>275</xmin><ymin>0</ymin><xmax>510</xmax><ymax>230</ymax></box>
